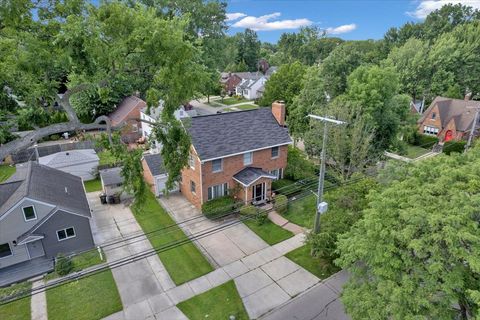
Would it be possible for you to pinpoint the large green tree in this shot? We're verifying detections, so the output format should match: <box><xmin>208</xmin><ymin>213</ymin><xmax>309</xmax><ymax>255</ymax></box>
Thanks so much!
<box><xmin>235</xmin><ymin>29</ymin><xmax>261</xmax><ymax>71</ymax></box>
<box><xmin>337</xmin><ymin>147</ymin><xmax>480</xmax><ymax>319</ymax></box>
<box><xmin>258</xmin><ymin>61</ymin><xmax>306</xmax><ymax>107</ymax></box>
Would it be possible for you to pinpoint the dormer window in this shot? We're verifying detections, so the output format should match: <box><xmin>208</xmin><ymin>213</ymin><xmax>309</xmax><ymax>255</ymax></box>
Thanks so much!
<box><xmin>431</xmin><ymin>112</ymin><xmax>436</xmax><ymax>120</ymax></box>
<box><xmin>22</xmin><ymin>206</ymin><xmax>37</xmax><ymax>222</ymax></box>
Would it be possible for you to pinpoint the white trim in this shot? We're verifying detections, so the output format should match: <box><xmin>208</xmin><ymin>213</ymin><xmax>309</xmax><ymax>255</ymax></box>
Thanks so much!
<box><xmin>17</xmin><ymin>235</ymin><xmax>45</xmax><ymax>246</ymax></box>
<box><xmin>233</xmin><ymin>173</ymin><xmax>276</xmax><ymax>188</ymax></box>
<box><xmin>56</xmin><ymin>226</ymin><xmax>76</xmax><ymax>242</ymax></box>
<box><xmin>0</xmin><ymin>242</ymin><xmax>13</xmax><ymax>259</ymax></box>
<box><xmin>27</xmin><ymin>208</ymin><xmax>90</xmax><ymax>236</ymax></box>
<box><xmin>200</xmin><ymin>142</ymin><xmax>292</xmax><ymax>163</ymax></box>
<box><xmin>271</xmin><ymin>146</ymin><xmax>279</xmax><ymax>159</ymax></box>
<box><xmin>0</xmin><ymin>197</ymin><xmax>56</xmax><ymax>222</ymax></box>
<box><xmin>243</xmin><ymin>152</ymin><xmax>253</xmax><ymax>166</ymax></box>
<box><xmin>211</xmin><ymin>159</ymin><xmax>223</xmax><ymax>173</ymax></box>
<box><xmin>22</xmin><ymin>205</ymin><xmax>37</xmax><ymax>222</ymax></box>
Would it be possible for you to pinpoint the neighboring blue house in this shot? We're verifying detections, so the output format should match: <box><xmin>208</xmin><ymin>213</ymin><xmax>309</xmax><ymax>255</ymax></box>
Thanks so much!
<box><xmin>0</xmin><ymin>162</ymin><xmax>95</xmax><ymax>286</ymax></box>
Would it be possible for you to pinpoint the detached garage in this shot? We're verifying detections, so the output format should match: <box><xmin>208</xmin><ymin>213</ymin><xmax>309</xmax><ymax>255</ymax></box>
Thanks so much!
<box><xmin>142</xmin><ymin>153</ymin><xmax>177</xmax><ymax>196</ymax></box>
<box><xmin>38</xmin><ymin>149</ymin><xmax>99</xmax><ymax>181</ymax></box>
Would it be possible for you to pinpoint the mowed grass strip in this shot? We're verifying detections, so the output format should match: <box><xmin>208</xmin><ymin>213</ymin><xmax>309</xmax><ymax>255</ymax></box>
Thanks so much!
<box><xmin>0</xmin><ymin>282</ymin><xmax>31</xmax><ymax>320</ymax></box>
<box><xmin>0</xmin><ymin>165</ymin><xmax>16</xmax><ymax>182</ymax></box>
<box><xmin>177</xmin><ymin>280</ymin><xmax>249</xmax><ymax>320</ymax></box>
<box><xmin>286</xmin><ymin>245</ymin><xmax>339</xmax><ymax>279</ymax></box>
<box><xmin>46</xmin><ymin>270</ymin><xmax>122</xmax><ymax>320</ymax></box>
<box><xmin>131</xmin><ymin>190</ymin><xmax>213</xmax><ymax>284</ymax></box>
<box><xmin>243</xmin><ymin>219</ymin><xmax>293</xmax><ymax>245</ymax></box>
<box><xmin>83</xmin><ymin>178</ymin><xmax>102</xmax><ymax>192</ymax></box>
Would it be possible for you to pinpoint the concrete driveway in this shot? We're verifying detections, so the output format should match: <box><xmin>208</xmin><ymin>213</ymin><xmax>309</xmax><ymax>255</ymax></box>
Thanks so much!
<box><xmin>159</xmin><ymin>193</ymin><xmax>269</xmax><ymax>267</ymax></box>
<box><xmin>88</xmin><ymin>193</ymin><xmax>187</xmax><ymax>320</ymax></box>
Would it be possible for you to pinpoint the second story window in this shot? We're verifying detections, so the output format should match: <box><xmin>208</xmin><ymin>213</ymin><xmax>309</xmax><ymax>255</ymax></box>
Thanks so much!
<box><xmin>188</xmin><ymin>154</ymin><xmax>195</xmax><ymax>169</ymax></box>
<box><xmin>23</xmin><ymin>206</ymin><xmax>37</xmax><ymax>222</ymax></box>
<box><xmin>212</xmin><ymin>159</ymin><xmax>222</xmax><ymax>173</ymax></box>
<box><xmin>271</xmin><ymin>146</ymin><xmax>279</xmax><ymax>158</ymax></box>
<box><xmin>244</xmin><ymin>152</ymin><xmax>253</xmax><ymax>165</ymax></box>
<box><xmin>431</xmin><ymin>112</ymin><xmax>436</xmax><ymax>120</ymax></box>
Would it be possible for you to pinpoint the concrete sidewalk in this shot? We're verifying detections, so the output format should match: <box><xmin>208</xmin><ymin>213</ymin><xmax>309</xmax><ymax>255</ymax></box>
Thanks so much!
<box><xmin>88</xmin><ymin>193</ymin><xmax>186</xmax><ymax>320</ymax></box>
<box><xmin>268</xmin><ymin>211</ymin><xmax>306</xmax><ymax>235</ymax></box>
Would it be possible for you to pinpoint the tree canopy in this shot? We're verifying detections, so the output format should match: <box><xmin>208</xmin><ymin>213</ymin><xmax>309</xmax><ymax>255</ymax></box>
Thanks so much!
<box><xmin>337</xmin><ymin>147</ymin><xmax>480</xmax><ymax>319</ymax></box>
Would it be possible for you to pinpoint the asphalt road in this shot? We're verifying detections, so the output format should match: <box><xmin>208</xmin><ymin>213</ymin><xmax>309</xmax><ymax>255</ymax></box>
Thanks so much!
<box><xmin>260</xmin><ymin>270</ymin><xmax>351</xmax><ymax>320</ymax></box>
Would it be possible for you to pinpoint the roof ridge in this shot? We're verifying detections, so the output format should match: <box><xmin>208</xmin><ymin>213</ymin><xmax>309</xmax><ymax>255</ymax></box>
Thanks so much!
<box><xmin>189</xmin><ymin>108</ymin><xmax>265</xmax><ymax>119</ymax></box>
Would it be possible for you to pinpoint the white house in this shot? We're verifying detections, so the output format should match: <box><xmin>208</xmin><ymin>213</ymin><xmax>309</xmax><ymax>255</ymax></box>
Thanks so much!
<box><xmin>140</xmin><ymin>101</ymin><xmax>196</xmax><ymax>153</ymax></box>
<box><xmin>38</xmin><ymin>149</ymin><xmax>99</xmax><ymax>181</ymax></box>
<box><xmin>235</xmin><ymin>77</ymin><xmax>267</xmax><ymax>100</ymax></box>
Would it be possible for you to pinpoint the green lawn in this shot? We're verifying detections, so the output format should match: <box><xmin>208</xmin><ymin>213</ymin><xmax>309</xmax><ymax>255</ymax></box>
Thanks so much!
<box><xmin>131</xmin><ymin>190</ymin><xmax>214</xmax><ymax>284</ymax></box>
<box><xmin>46</xmin><ymin>270</ymin><xmax>122</xmax><ymax>320</ymax></box>
<box><xmin>404</xmin><ymin>144</ymin><xmax>430</xmax><ymax>159</ymax></box>
<box><xmin>0</xmin><ymin>282</ymin><xmax>31</xmax><ymax>320</ymax></box>
<box><xmin>236</xmin><ymin>104</ymin><xmax>258</xmax><ymax>110</ymax></box>
<box><xmin>83</xmin><ymin>178</ymin><xmax>102</xmax><ymax>192</ymax></box>
<box><xmin>45</xmin><ymin>250</ymin><xmax>105</xmax><ymax>281</ymax></box>
<box><xmin>282</xmin><ymin>194</ymin><xmax>316</xmax><ymax>228</ymax></box>
<box><xmin>219</xmin><ymin>97</ymin><xmax>251</xmax><ymax>105</ymax></box>
<box><xmin>98</xmin><ymin>150</ymin><xmax>117</xmax><ymax>166</ymax></box>
<box><xmin>0</xmin><ymin>165</ymin><xmax>16</xmax><ymax>182</ymax></box>
<box><xmin>243</xmin><ymin>219</ymin><xmax>293</xmax><ymax>245</ymax></box>
<box><xmin>286</xmin><ymin>245</ymin><xmax>339</xmax><ymax>279</ymax></box>
<box><xmin>177</xmin><ymin>280</ymin><xmax>248</xmax><ymax>320</ymax></box>
<box><xmin>222</xmin><ymin>107</ymin><xmax>237</xmax><ymax>112</ymax></box>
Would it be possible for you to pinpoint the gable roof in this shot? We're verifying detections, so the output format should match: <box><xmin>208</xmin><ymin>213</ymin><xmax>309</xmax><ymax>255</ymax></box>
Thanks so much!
<box><xmin>39</xmin><ymin>149</ymin><xmax>99</xmax><ymax>169</ymax></box>
<box><xmin>109</xmin><ymin>96</ymin><xmax>146</xmax><ymax>126</ymax></box>
<box><xmin>183</xmin><ymin>108</ymin><xmax>292</xmax><ymax>161</ymax></box>
<box><xmin>233</xmin><ymin>167</ymin><xmax>276</xmax><ymax>187</ymax></box>
<box><xmin>420</xmin><ymin>97</ymin><xmax>480</xmax><ymax>132</ymax></box>
<box><xmin>0</xmin><ymin>162</ymin><xmax>91</xmax><ymax>218</ymax></box>
<box><xmin>143</xmin><ymin>153</ymin><xmax>166</xmax><ymax>176</ymax></box>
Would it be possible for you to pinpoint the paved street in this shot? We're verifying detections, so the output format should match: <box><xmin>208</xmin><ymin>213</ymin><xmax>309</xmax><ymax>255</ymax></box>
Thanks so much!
<box><xmin>261</xmin><ymin>270</ymin><xmax>350</xmax><ymax>320</ymax></box>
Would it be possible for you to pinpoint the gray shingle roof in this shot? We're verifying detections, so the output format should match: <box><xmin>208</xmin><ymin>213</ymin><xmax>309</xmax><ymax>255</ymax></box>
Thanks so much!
<box><xmin>233</xmin><ymin>167</ymin><xmax>276</xmax><ymax>186</ymax></box>
<box><xmin>100</xmin><ymin>167</ymin><xmax>124</xmax><ymax>186</ymax></box>
<box><xmin>39</xmin><ymin>149</ymin><xmax>99</xmax><ymax>168</ymax></box>
<box><xmin>0</xmin><ymin>162</ymin><xmax>91</xmax><ymax>218</ymax></box>
<box><xmin>183</xmin><ymin>108</ymin><xmax>292</xmax><ymax>161</ymax></box>
<box><xmin>143</xmin><ymin>153</ymin><xmax>166</xmax><ymax>176</ymax></box>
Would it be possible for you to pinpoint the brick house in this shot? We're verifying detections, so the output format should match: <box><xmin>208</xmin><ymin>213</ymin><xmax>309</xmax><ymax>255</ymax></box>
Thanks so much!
<box><xmin>180</xmin><ymin>101</ymin><xmax>292</xmax><ymax>208</ymax></box>
<box><xmin>418</xmin><ymin>96</ymin><xmax>480</xmax><ymax>142</ymax></box>
<box><xmin>109</xmin><ymin>96</ymin><xmax>146</xmax><ymax>143</ymax></box>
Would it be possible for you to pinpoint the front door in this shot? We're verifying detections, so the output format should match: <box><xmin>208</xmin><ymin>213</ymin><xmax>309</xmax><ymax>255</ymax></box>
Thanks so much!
<box><xmin>252</xmin><ymin>183</ymin><xmax>265</xmax><ymax>202</ymax></box>
<box><xmin>27</xmin><ymin>240</ymin><xmax>45</xmax><ymax>259</ymax></box>
<box><xmin>444</xmin><ymin>130</ymin><xmax>453</xmax><ymax>142</ymax></box>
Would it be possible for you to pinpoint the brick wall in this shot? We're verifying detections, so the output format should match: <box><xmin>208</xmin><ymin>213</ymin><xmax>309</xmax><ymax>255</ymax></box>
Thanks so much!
<box><xmin>418</xmin><ymin>104</ymin><xmax>442</xmax><ymax>135</ymax></box>
<box><xmin>180</xmin><ymin>148</ymin><xmax>203</xmax><ymax>208</ymax></box>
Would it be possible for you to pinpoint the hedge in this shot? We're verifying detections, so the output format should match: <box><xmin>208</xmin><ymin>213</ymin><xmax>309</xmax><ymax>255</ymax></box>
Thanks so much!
<box><xmin>273</xmin><ymin>194</ymin><xmax>288</xmax><ymax>214</ymax></box>
<box><xmin>201</xmin><ymin>196</ymin><xmax>237</xmax><ymax>219</ymax></box>
<box><xmin>413</xmin><ymin>133</ymin><xmax>438</xmax><ymax>148</ymax></box>
<box><xmin>239</xmin><ymin>205</ymin><xmax>257</xmax><ymax>216</ymax></box>
<box><xmin>443</xmin><ymin>140</ymin><xmax>466</xmax><ymax>155</ymax></box>
<box><xmin>272</xmin><ymin>179</ymin><xmax>295</xmax><ymax>194</ymax></box>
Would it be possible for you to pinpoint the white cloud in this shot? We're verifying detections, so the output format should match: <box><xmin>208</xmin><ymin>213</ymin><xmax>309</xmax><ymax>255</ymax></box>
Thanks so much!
<box><xmin>408</xmin><ymin>0</ymin><xmax>480</xmax><ymax>19</ymax></box>
<box><xmin>231</xmin><ymin>12</ymin><xmax>313</xmax><ymax>31</ymax></box>
<box><xmin>325</xmin><ymin>23</ymin><xmax>357</xmax><ymax>34</ymax></box>
<box><xmin>226</xmin><ymin>12</ymin><xmax>247</xmax><ymax>22</ymax></box>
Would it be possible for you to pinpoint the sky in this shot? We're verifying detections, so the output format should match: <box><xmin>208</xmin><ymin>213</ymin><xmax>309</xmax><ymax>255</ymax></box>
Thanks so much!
<box><xmin>225</xmin><ymin>0</ymin><xmax>480</xmax><ymax>43</ymax></box>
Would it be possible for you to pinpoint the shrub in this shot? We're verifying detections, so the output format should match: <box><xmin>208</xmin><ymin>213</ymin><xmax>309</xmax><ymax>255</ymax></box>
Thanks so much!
<box><xmin>271</xmin><ymin>179</ymin><xmax>295</xmax><ymax>194</ymax></box>
<box><xmin>256</xmin><ymin>209</ymin><xmax>268</xmax><ymax>225</ymax></box>
<box><xmin>413</xmin><ymin>133</ymin><xmax>438</xmax><ymax>148</ymax></box>
<box><xmin>50</xmin><ymin>134</ymin><xmax>61</xmax><ymax>141</ymax></box>
<box><xmin>284</xmin><ymin>146</ymin><xmax>317</xmax><ymax>181</ymax></box>
<box><xmin>443</xmin><ymin>140</ymin><xmax>466</xmax><ymax>155</ymax></box>
<box><xmin>239</xmin><ymin>204</ymin><xmax>257</xmax><ymax>216</ymax></box>
<box><xmin>55</xmin><ymin>254</ymin><xmax>73</xmax><ymax>276</ymax></box>
<box><xmin>273</xmin><ymin>194</ymin><xmax>288</xmax><ymax>214</ymax></box>
<box><xmin>202</xmin><ymin>196</ymin><xmax>236</xmax><ymax>219</ymax></box>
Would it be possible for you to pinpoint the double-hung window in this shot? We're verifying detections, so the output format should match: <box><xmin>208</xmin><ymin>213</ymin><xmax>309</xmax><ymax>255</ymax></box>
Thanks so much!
<box><xmin>212</xmin><ymin>159</ymin><xmax>222</xmax><ymax>173</ymax></box>
<box><xmin>57</xmin><ymin>227</ymin><xmax>76</xmax><ymax>241</ymax></box>
<box><xmin>423</xmin><ymin>126</ymin><xmax>439</xmax><ymax>135</ymax></box>
<box><xmin>270</xmin><ymin>168</ymin><xmax>283</xmax><ymax>180</ymax></box>
<box><xmin>243</xmin><ymin>152</ymin><xmax>253</xmax><ymax>165</ymax></box>
<box><xmin>271</xmin><ymin>146</ymin><xmax>279</xmax><ymax>158</ymax></box>
<box><xmin>190</xmin><ymin>181</ymin><xmax>196</xmax><ymax>194</ymax></box>
<box><xmin>0</xmin><ymin>243</ymin><xmax>12</xmax><ymax>258</ymax></box>
<box><xmin>188</xmin><ymin>154</ymin><xmax>195</xmax><ymax>169</ymax></box>
<box><xmin>207</xmin><ymin>183</ymin><xmax>228</xmax><ymax>201</ymax></box>
<box><xmin>23</xmin><ymin>206</ymin><xmax>36</xmax><ymax>222</ymax></box>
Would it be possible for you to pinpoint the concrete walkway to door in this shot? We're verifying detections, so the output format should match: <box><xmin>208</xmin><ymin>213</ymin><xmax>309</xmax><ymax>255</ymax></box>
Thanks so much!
<box><xmin>88</xmin><ymin>193</ymin><xmax>187</xmax><ymax>320</ymax></box>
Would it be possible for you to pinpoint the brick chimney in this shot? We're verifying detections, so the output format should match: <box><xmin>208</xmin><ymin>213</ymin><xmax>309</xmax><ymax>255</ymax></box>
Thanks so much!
<box><xmin>272</xmin><ymin>100</ymin><xmax>286</xmax><ymax>126</ymax></box>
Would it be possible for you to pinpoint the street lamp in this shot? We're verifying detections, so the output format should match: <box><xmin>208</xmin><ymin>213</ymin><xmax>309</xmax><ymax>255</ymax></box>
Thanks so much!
<box><xmin>307</xmin><ymin>115</ymin><xmax>347</xmax><ymax>234</ymax></box>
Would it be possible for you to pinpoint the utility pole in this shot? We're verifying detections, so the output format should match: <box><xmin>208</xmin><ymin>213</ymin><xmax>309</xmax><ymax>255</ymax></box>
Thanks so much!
<box><xmin>465</xmin><ymin>106</ymin><xmax>480</xmax><ymax>152</ymax></box>
<box><xmin>308</xmin><ymin>115</ymin><xmax>346</xmax><ymax>234</ymax></box>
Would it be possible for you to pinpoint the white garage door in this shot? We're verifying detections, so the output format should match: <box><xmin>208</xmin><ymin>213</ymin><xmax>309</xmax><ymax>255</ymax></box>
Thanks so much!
<box><xmin>154</xmin><ymin>175</ymin><xmax>178</xmax><ymax>196</ymax></box>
